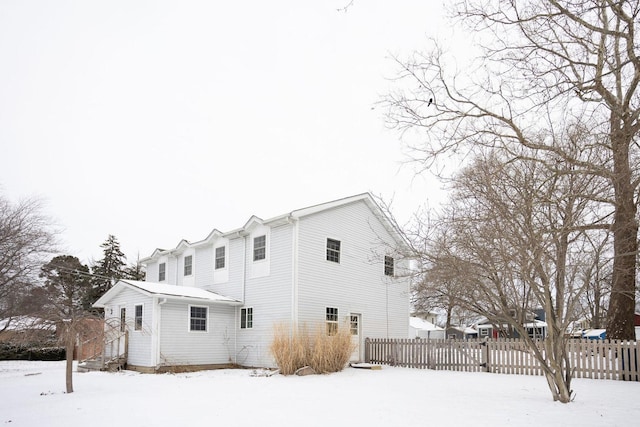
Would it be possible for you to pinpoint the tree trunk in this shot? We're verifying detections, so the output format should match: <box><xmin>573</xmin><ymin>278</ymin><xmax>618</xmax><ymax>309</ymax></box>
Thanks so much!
<box><xmin>65</xmin><ymin>329</ymin><xmax>74</xmax><ymax>394</ymax></box>
<box><xmin>607</xmin><ymin>132</ymin><xmax>638</xmax><ymax>340</ymax></box>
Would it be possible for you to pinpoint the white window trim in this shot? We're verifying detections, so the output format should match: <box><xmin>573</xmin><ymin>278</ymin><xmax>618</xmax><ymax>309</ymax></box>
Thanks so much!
<box><xmin>134</xmin><ymin>304</ymin><xmax>143</xmax><ymax>332</ymax></box>
<box><xmin>384</xmin><ymin>255</ymin><xmax>395</xmax><ymax>277</ymax></box>
<box><xmin>326</xmin><ymin>307</ymin><xmax>339</xmax><ymax>335</ymax></box>
<box><xmin>215</xmin><ymin>245</ymin><xmax>227</xmax><ymax>270</ymax></box>
<box><xmin>240</xmin><ymin>307</ymin><xmax>253</xmax><ymax>329</ymax></box>
<box><xmin>188</xmin><ymin>305</ymin><xmax>208</xmax><ymax>332</ymax></box>
<box><xmin>184</xmin><ymin>254</ymin><xmax>193</xmax><ymax>276</ymax></box>
<box><xmin>252</xmin><ymin>234</ymin><xmax>268</xmax><ymax>263</ymax></box>
<box><xmin>158</xmin><ymin>262</ymin><xmax>166</xmax><ymax>282</ymax></box>
<box><xmin>325</xmin><ymin>237</ymin><xmax>341</xmax><ymax>264</ymax></box>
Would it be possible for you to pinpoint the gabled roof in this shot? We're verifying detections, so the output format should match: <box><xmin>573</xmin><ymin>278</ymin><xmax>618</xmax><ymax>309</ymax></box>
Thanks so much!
<box><xmin>141</xmin><ymin>193</ymin><xmax>408</xmax><ymax>264</ymax></box>
<box><xmin>93</xmin><ymin>280</ymin><xmax>242</xmax><ymax>308</ymax></box>
<box><xmin>409</xmin><ymin>317</ymin><xmax>444</xmax><ymax>331</ymax></box>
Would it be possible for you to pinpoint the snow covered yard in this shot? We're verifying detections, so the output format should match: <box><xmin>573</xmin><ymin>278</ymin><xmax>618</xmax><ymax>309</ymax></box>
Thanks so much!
<box><xmin>1</xmin><ymin>361</ymin><xmax>638</xmax><ymax>427</ymax></box>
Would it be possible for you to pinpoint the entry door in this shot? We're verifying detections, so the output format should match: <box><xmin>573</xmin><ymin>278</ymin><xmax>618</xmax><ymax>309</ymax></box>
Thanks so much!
<box><xmin>349</xmin><ymin>314</ymin><xmax>362</xmax><ymax>362</ymax></box>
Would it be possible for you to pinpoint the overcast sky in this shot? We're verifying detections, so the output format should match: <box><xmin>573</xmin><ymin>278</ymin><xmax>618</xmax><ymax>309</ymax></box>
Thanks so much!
<box><xmin>0</xmin><ymin>1</ymin><xmax>450</xmax><ymax>264</ymax></box>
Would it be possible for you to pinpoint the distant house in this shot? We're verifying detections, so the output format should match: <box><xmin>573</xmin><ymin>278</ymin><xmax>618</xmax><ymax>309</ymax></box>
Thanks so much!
<box><xmin>476</xmin><ymin>309</ymin><xmax>547</xmax><ymax>339</ymax></box>
<box><xmin>409</xmin><ymin>317</ymin><xmax>445</xmax><ymax>339</ymax></box>
<box><xmin>445</xmin><ymin>326</ymin><xmax>478</xmax><ymax>340</ymax></box>
<box><xmin>94</xmin><ymin>194</ymin><xmax>410</xmax><ymax>372</ymax></box>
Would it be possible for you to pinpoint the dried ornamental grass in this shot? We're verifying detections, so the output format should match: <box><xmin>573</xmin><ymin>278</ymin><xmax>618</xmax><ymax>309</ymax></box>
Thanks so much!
<box><xmin>270</xmin><ymin>322</ymin><xmax>356</xmax><ymax>375</ymax></box>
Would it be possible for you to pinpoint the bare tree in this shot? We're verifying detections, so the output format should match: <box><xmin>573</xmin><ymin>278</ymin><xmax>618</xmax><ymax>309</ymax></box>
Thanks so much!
<box><xmin>0</xmin><ymin>194</ymin><xmax>57</xmax><ymax>323</ymax></box>
<box><xmin>402</xmin><ymin>144</ymin><xmax>609</xmax><ymax>403</ymax></box>
<box><xmin>384</xmin><ymin>0</ymin><xmax>640</xmax><ymax>340</ymax></box>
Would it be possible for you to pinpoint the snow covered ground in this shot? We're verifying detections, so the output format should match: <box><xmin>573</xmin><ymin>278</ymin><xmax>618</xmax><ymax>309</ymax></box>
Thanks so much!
<box><xmin>1</xmin><ymin>361</ymin><xmax>638</xmax><ymax>426</ymax></box>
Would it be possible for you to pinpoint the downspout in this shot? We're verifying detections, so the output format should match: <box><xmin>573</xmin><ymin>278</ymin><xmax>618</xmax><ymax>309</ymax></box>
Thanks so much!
<box><xmin>291</xmin><ymin>216</ymin><xmax>299</xmax><ymax>329</ymax></box>
<box><xmin>235</xmin><ymin>235</ymin><xmax>247</xmax><ymax>365</ymax></box>
<box><xmin>154</xmin><ymin>298</ymin><xmax>168</xmax><ymax>368</ymax></box>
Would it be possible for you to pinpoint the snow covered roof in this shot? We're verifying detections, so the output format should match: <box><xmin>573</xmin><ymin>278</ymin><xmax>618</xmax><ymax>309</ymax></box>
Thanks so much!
<box><xmin>409</xmin><ymin>317</ymin><xmax>444</xmax><ymax>331</ymax></box>
<box><xmin>93</xmin><ymin>280</ymin><xmax>242</xmax><ymax>307</ymax></box>
<box><xmin>582</xmin><ymin>329</ymin><xmax>607</xmax><ymax>338</ymax></box>
<box><xmin>141</xmin><ymin>193</ymin><xmax>408</xmax><ymax>263</ymax></box>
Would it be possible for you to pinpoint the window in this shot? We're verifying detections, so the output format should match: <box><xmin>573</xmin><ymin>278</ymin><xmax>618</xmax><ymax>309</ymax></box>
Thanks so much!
<box><xmin>350</xmin><ymin>315</ymin><xmax>359</xmax><ymax>336</ymax></box>
<box><xmin>326</xmin><ymin>307</ymin><xmax>338</xmax><ymax>335</ymax></box>
<box><xmin>240</xmin><ymin>307</ymin><xmax>253</xmax><ymax>329</ymax></box>
<box><xmin>253</xmin><ymin>235</ymin><xmax>266</xmax><ymax>261</ymax></box>
<box><xmin>134</xmin><ymin>305</ymin><xmax>143</xmax><ymax>331</ymax></box>
<box><xmin>384</xmin><ymin>256</ymin><xmax>394</xmax><ymax>276</ymax></box>
<box><xmin>190</xmin><ymin>306</ymin><xmax>207</xmax><ymax>331</ymax></box>
<box><xmin>215</xmin><ymin>246</ymin><xmax>226</xmax><ymax>269</ymax></box>
<box><xmin>326</xmin><ymin>238</ymin><xmax>341</xmax><ymax>263</ymax></box>
<box><xmin>159</xmin><ymin>263</ymin><xmax>166</xmax><ymax>282</ymax></box>
<box><xmin>184</xmin><ymin>255</ymin><xmax>193</xmax><ymax>276</ymax></box>
<box><xmin>480</xmin><ymin>328</ymin><xmax>489</xmax><ymax>337</ymax></box>
<box><xmin>120</xmin><ymin>307</ymin><xmax>126</xmax><ymax>332</ymax></box>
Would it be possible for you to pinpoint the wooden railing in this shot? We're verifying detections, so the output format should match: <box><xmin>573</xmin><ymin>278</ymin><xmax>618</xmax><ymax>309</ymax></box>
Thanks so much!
<box><xmin>79</xmin><ymin>321</ymin><xmax>128</xmax><ymax>371</ymax></box>
<box><xmin>365</xmin><ymin>338</ymin><xmax>640</xmax><ymax>382</ymax></box>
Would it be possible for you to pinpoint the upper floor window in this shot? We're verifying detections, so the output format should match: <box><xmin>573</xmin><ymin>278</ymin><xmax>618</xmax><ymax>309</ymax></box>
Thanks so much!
<box><xmin>326</xmin><ymin>239</ymin><xmax>341</xmax><ymax>263</ymax></box>
<box><xmin>253</xmin><ymin>235</ymin><xmax>266</xmax><ymax>261</ymax></box>
<box><xmin>241</xmin><ymin>307</ymin><xmax>253</xmax><ymax>329</ymax></box>
<box><xmin>134</xmin><ymin>304</ymin><xmax>143</xmax><ymax>331</ymax></box>
<box><xmin>326</xmin><ymin>307</ymin><xmax>338</xmax><ymax>336</ymax></box>
<box><xmin>184</xmin><ymin>255</ymin><xmax>193</xmax><ymax>276</ymax></box>
<box><xmin>384</xmin><ymin>256</ymin><xmax>395</xmax><ymax>276</ymax></box>
<box><xmin>215</xmin><ymin>246</ymin><xmax>226</xmax><ymax>269</ymax></box>
<box><xmin>190</xmin><ymin>306</ymin><xmax>207</xmax><ymax>332</ymax></box>
<box><xmin>158</xmin><ymin>263</ymin><xmax>166</xmax><ymax>282</ymax></box>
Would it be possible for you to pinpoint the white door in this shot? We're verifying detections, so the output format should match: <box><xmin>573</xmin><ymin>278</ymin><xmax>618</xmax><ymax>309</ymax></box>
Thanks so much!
<box><xmin>349</xmin><ymin>314</ymin><xmax>362</xmax><ymax>362</ymax></box>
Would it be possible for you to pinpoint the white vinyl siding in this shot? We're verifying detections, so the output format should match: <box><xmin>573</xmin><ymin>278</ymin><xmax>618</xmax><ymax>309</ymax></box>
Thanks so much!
<box><xmin>158</xmin><ymin>301</ymin><xmax>236</xmax><ymax>366</ymax></box>
<box><xmin>103</xmin><ymin>288</ymin><xmax>153</xmax><ymax>367</ymax></box>
<box><xmin>296</xmin><ymin>200</ymin><xmax>409</xmax><ymax>340</ymax></box>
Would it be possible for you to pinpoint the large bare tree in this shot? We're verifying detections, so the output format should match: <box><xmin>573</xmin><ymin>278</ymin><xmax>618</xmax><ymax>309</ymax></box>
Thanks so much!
<box><xmin>384</xmin><ymin>0</ymin><xmax>640</xmax><ymax>339</ymax></box>
<box><xmin>416</xmin><ymin>147</ymin><xmax>609</xmax><ymax>402</ymax></box>
<box><xmin>0</xmin><ymin>194</ymin><xmax>57</xmax><ymax>323</ymax></box>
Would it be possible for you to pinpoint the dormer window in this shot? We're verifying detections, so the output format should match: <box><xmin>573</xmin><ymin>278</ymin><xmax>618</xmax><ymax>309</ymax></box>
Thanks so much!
<box><xmin>184</xmin><ymin>255</ymin><xmax>193</xmax><ymax>276</ymax></box>
<box><xmin>253</xmin><ymin>235</ymin><xmax>266</xmax><ymax>261</ymax></box>
<box><xmin>215</xmin><ymin>246</ymin><xmax>226</xmax><ymax>269</ymax></box>
<box><xmin>159</xmin><ymin>263</ymin><xmax>166</xmax><ymax>282</ymax></box>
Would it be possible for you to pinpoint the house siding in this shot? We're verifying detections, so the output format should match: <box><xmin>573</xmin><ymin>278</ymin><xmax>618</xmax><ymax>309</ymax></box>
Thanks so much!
<box><xmin>158</xmin><ymin>301</ymin><xmax>236</xmax><ymax>366</ymax></box>
<box><xmin>131</xmin><ymin>194</ymin><xmax>409</xmax><ymax>370</ymax></box>
<box><xmin>235</xmin><ymin>224</ymin><xmax>294</xmax><ymax>368</ymax></box>
<box><xmin>103</xmin><ymin>288</ymin><xmax>154</xmax><ymax>367</ymax></box>
<box><xmin>296</xmin><ymin>200</ymin><xmax>409</xmax><ymax>339</ymax></box>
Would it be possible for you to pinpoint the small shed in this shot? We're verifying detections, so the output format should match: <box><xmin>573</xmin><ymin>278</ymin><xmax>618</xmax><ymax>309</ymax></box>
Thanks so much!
<box><xmin>409</xmin><ymin>317</ymin><xmax>445</xmax><ymax>339</ymax></box>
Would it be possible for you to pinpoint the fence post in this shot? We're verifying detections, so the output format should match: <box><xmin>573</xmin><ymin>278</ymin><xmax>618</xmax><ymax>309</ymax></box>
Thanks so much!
<box><xmin>480</xmin><ymin>338</ymin><xmax>489</xmax><ymax>372</ymax></box>
<box><xmin>364</xmin><ymin>338</ymin><xmax>370</xmax><ymax>363</ymax></box>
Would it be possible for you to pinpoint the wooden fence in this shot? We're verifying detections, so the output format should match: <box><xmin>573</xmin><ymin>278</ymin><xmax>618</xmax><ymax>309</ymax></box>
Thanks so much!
<box><xmin>364</xmin><ymin>338</ymin><xmax>639</xmax><ymax>382</ymax></box>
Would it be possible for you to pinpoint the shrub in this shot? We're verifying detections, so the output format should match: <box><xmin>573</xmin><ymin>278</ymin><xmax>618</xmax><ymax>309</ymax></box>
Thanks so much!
<box><xmin>270</xmin><ymin>323</ymin><xmax>355</xmax><ymax>375</ymax></box>
<box><xmin>0</xmin><ymin>343</ymin><xmax>66</xmax><ymax>361</ymax></box>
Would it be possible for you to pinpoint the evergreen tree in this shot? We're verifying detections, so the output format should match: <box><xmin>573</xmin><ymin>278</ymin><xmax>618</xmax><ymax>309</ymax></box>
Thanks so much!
<box><xmin>84</xmin><ymin>235</ymin><xmax>127</xmax><ymax>310</ymax></box>
<box><xmin>40</xmin><ymin>255</ymin><xmax>91</xmax><ymax>317</ymax></box>
<box><xmin>123</xmin><ymin>255</ymin><xmax>146</xmax><ymax>281</ymax></box>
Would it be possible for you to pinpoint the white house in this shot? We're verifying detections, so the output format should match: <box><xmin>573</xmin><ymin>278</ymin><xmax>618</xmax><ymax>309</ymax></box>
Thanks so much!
<box><xmin>409</xmin><ymin>317</ymin><xmax>445</xmax><ymax>339</ymax></box>
<box><xmin>94</xmin><ymin>193</ymin><xmax>410</xmax><ymax>372</ymax></box>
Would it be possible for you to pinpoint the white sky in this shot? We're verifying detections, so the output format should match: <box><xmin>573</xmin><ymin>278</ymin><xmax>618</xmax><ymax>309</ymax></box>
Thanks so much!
<box><xmin>0</xmin><ymin>1</ymin><xmax>449</xmax><ymax>264</ymax></box>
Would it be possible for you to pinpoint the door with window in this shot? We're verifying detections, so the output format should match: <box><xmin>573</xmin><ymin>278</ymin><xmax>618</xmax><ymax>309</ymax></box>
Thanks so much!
<box><xmin>349</xmin><ymin>314</ymin><xmax>362</xmax><ymax>362</ymax></box>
